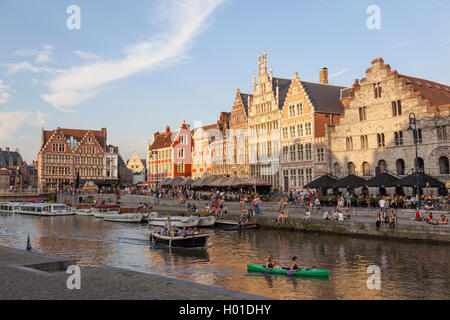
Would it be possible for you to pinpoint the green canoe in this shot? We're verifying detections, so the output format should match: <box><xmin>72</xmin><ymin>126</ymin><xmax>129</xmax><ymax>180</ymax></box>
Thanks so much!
<box><xmin>247</xmin><ymin>264</ymin><xmax>329</xmax><ymax>277</ymax></box>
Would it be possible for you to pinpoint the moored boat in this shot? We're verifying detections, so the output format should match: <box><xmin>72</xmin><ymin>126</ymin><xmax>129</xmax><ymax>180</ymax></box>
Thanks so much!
<box><xmin>75</xmin><ymin>208</ymin><xmax>97</xmax><ymax>216</ymax></box>
<box><xmin>104</xmin><ymin>213</ymin><xmax>143</xmax><ymax>223</ymax></box>
<box><xmin>93</xmin><ymin>204</ymin><xmax>120</xmax><ymax>218</ymax></box>
<box><xmin>150</xmin><ymin>232</ymin><xmax>209</xmax><ymax>248</ymax></box>
<box><xmin>198</xmin><ymin>216</ymin><xmax>216</xmax><ymax>227</ymax></box>
<box><xmin>17</xmin><ymin>203</ymin><xmax>75</xmax><ymax>216</ymax></box>
<box><xmin>0</xmin><ymin>202</ymin><xmax>22</xmax><ymax>214</ymax></box>
<box><xmin>148</xmin><ymin>213</ymin><xmax>200</xmax><ymax>228</ymax></box>
<box><xmin>247</xmin><ymin>264</ymin><xmax>329</xmax><ymax>277</ymax></box>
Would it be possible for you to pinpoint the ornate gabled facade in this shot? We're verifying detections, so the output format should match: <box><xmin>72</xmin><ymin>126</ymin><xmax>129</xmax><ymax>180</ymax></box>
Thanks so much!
<box><xmin>227</xmin><ymin>89</ymin><xmax>252</xmax><ymax>178</ymax></box>
<box><xmin>38</xmin><ymin>128</ymin><xmax>107</xmax><ymax>189</ymax></box>
<box><xmin>192</xmin><ymin>123</ymin><xmax>219</xmax><ymax>178</ymax></box>
<box><xmin>280</xmin><ymin>70</ymin><xmax>345</xmax><ymax>191</ymax></box>
<box><xmin>211</xmin><ymin>112</ymin><xmax>231</xmax><ymax>176</ymax></box>
<box><xmin>329</xmin><ymin>58</ymin><xmax>450</xmax><ymax>192</ymax></box>
<box><xmin>248</xmin><ymin>50</ymin><xmax>291</xmax><ymax>188</ymax></box>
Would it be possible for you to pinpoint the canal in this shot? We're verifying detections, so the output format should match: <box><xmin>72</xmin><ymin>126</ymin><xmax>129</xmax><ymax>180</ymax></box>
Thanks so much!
<box><xmin>0</xmin><ymin>214</ymin><xmax>449</xmax><ymax>300</ymax></box>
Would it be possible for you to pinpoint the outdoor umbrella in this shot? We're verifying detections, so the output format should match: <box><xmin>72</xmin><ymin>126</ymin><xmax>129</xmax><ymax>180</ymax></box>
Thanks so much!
<box><xmin>201</xmin><ymin>175</ymin><xmax>225</xmax><ymax>187</ymax></box>
<box><xmin>179</xmin><ymin>178</ymin><xmax>195</xmax><ymax>186</ymax></box>
<box><xmin>210</xmin><ymin>176</ymin><xmax>232</xmax><ymax>187</ymax></box>
<box><xmin>397</xmin><ymin>172</ymin><xmax>445</xmax><ymax>188</ymax></box>
<box><xmin>160</xmin><ymin>178</ymin><xmax>173</xmax><ymax>186</ymax></box>
<box><xmin>366</xmin><ymin>172</ymin><xmax>400</xmax><ymax>187</ymax></box>
<box><xmin>304</xmin><ymin>174</ymin><xmax>339</xmax><ymax>189</ymax></box>
<box><xmin>333</xmin><ymin>174</ymin><xmax>367</xmax><ymax>188</ymax></box>
<box><xmin>223</xmin><ymin>176</ymin><xmax>253</xmax><ymax>187</ymax></box>
<box><xmin>169</xmin><ymin>177</ymin><xmax>184</xmax><ymax>186</ymax></box>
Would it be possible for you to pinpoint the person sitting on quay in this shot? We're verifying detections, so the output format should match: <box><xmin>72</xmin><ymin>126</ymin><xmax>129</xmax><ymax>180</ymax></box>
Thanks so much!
<box><xmin>376</xmin><ymin>211</ymin><xmax>382</xmax><ymax>229</ymax></box>
<box><xmin>277</xmin><ymin>197</ymin><xmax>287</xmax><ymax>224</ymax></box>
<box><xmin>337</xmin><ymin>210</ymin><xmax>345</xmax><ymax>222</ymax></box>
<box><xmin>323</xmin><ymin>210</ymin><xmax>331</xmax><ymax>220</ymax></box>
<box><xmin>389</xmin><ymin>209</ymin><xmax>398</xmax><ymax>230</ymax></box>
<box><xmin>439</xmin><ymin>215</ymin><xmax>448</xmax><ymax>225</ymax></box>
<box><xmin>412</xmin><ymin>210</ymin><xmax>424</xmax><ymax>221</ymax></box>
<box><xmin>302</xmin><ymin>209</ymin><xmax>311</xmax><ymax>223</ymax></box>
<box><xmin>424</xmin><ymin>198</ymin><xmax>436</xmax><ymax>210</ymax></box>
<box><xmin>239</xmin><ymin>209</ymin><xmax>249</xmax><ymax>226</ymax></box>
<box><xmin>426</xmin><ymin>212</ymin><xmax>438</xmax><ymax>225</ymax></box>
<box><xmin>343</xmin><ymin>209</ymin><xmax>351</xmax><ymax>220</ymax></box>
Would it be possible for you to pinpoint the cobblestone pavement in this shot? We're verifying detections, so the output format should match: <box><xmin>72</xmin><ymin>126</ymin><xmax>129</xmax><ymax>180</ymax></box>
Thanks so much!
<box><xmin>0</xmin><ymin>246</ymin><xmax>270</xmax><ymax>300</ymax></box>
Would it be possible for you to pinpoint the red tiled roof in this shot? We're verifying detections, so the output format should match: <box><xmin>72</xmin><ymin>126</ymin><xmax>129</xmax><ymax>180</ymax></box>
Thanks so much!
<box><xmin>399</xmin><ymin>75</ymin><xmax>450</xmax><ymax>110</ymax></box>
<box><xmin>149</xmin><ymin>132</ymin><xmax>173</xmax><ymax>150</ymax></box>
<box><xmin>43</xmin><ymin>128</ymin><xmax>107</xmax><ymax>149</ymax></box>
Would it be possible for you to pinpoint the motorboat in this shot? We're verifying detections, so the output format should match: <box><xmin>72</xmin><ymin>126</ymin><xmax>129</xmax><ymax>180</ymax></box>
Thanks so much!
<box><xmin>0</xmin><ymin>202</ymin><xmax>22</xmax><ymax>214</ymax></box>
<box><xmin>198</xmin><ymin>216</ymin><xmax>216</xmax><ymax>227</ymax></box>
<box><xmin>104</xmin><ymin>213</ymin><xmax>143</xmax><ymax>223</ymax></box>
<box><xmin>147</xmin><ymin>212</ymin><xmax>200</xmax><ymax>228</ymax></box>
<box><xmin>17</xmin><ymin>203</ymin><xmax>75</xmax><ymax>216</ymax></box>
<box><xmin>93</xmin><ymin>204</ymin><xmax>120</xmax><ymax>218</ymax></box>
<box><xmin>150</xmin><ymin>231</ymin><xmax>209</xmax><ymax>248</ymax></box>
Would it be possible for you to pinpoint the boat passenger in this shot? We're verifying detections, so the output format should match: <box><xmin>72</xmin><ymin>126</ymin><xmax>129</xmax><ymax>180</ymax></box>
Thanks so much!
<box><xmin>265</xmin><ymin>255</ymin><xmax>281</xmax><ymax>269</ymax></box>
<box><xmin>187</xmin><ymin>227</ymin><xmax>194</xmax><ymax>235</ymax></box>
<box><xmin>179</xmin><ymin>227</ymin><xmax>188</xmax><ymax>235</ymax></box>
<box><xmin>193</xmin><ymin>227</ymin><xmax>199</xmax><ymax>235</ymax></box>
<box><xmin>164</xmin><ymin>217</ymin><xmax>173</xmax><ymax>231</ymax></box>
<box><xmin>290</xmin><ymin>256</ymin><xmax>300</xmax><ymax>271</ymax></box>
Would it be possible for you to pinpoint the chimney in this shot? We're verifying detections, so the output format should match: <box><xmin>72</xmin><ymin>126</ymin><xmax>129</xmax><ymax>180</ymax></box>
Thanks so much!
<box><xmin>166</xmin><ymin>126</ymin><xmax>170</xmax><ymax>134</ymax></box>
<box><xmin>319</xmin><ymin>67</ymin><xmax>328</xmax><ymax>84</ymax></box>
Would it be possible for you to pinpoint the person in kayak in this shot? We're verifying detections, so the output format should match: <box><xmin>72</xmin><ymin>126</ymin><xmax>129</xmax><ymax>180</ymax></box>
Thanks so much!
<box><xmin>265</xmin><ymin>255</ymin><xmax>282</xmax><ymax>270</ymax></box>
<box><xmin>290</xmin><ymin>256</ymin><xmax>300</xmax><ymax>271</ymax></box>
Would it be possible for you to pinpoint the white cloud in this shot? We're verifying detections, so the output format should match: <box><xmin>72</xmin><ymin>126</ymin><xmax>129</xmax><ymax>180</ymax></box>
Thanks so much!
<box><xmin>396</xmin><ymin>39</ymin><xmax>414</xmax><ymax>47</ymax></box>
<box><xmin>41</xmin><ymin>0</ymin><xmax>225</xmax><ymax>112</ymax></box>
<box><xmin>0</xmin><ymin>80</ymin><xmax>13</xmax><ymax>104</ymax></box>
<box><xmin>329</xmin><ymin>67</ymin><xmax>352</xmax><ymax>79</ymax></box>
<box><xmin>0</xmin><ymin>111</ymin><xmax>46</xmax><ymax>142</ymax></box>
<box><xmin>5</xmin><ymin>61</ymin><xmax>60</xmax><ymax>75</ymax></box>
<box><xmin>13</xmin><ymin>44</ymin><xmax>55</xmax><ymax>64</ymax></box>
<box><xmin>73</xmin><ymin>50</ymin><xmax>100</xmax><ymax>61</ymax></box>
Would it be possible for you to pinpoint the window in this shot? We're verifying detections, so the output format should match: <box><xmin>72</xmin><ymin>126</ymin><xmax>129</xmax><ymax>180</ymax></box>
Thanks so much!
<box><xmin>306</xmin><ymin>168</ymin><xmax>312</xmax><ymax>184</ymax></box>
<box><xmin>282</xmin><ymin>127</ymin><xmax>288</xmax><ymax>139</ymax></box>
<box><xmin>396</xmin><ymin>159</ymin><xmax>405</xmax><ymax>175</ymax></box>
<box><xmin>417</xmin><ymin>158</ymin><xmax>424</xmax><ymax>173</ymax></box>
<box><xmin>297</xmin><ymin>144</ymin><xmax>304</xmax><ymax>161</ymax></box>
<box><xmin>437</xmin><ymin>126</ymin><xmax>447</xmax><ymax>141</ymax></box>
<box><xmin>290</xmin><ymin>126</ymin><xmax>296</xmax><ymax>138</ymax></box>
<box><xmin>289</xmin><ymin>105</ymin><xmax>296</xmax><ymax>117</ymax></box>
<box><xmin>178</xmin><ymin>162</ymin><xmax>185</xmax><ymax>173</ymax></box>
<box><xmin>348</xmin><ymin>162</ymin><xmax>356</xmax><ymax>175</ymax></box>
<box><xmin>378</xmin><ymin>160</ymin><xmax>387</xmax><ymax>173</ymax></box>
<box><xmin>297</xmin><ymin>124</ymin><xmax>303</xmax><ymax>137</ymax></box>
<box><xmin>359</xmin><ymin>107</ymin><xmax>367</xmax><ymax>121</ymax></box>
<box><xmin>439</xmin><ymin>156</ymin><xmax>449</xmax><ymax>174</ymax></box>
<box><xmin>180</xmin><ymin>134</ymin><xmax>188</xmax><ymax>145</ymax></box>
<box><xmin>334</xmin><ymin>163</ymin><xmax>342</xmax><ymax>177</ymax></box>
<box><xmin>178</xmin><ymin>149</ymin><xmax>184</xmax><ymax>159</ymax></box>
<box><xmin>374</xmin><ymin>82</ymin><xmax>382</xmax><ymax>98</ymax></box>
<box><xmin>377</xmin><ymin>133</ymin><xmax>385</xmax><ymax>147</ymax></box>
<box><xmin>394</xmin><ymin>131</ymin><xmax>403</xmax><ymax>146</ymax></box>
<box><xmin>290</xmin><ymin>169</ymin><xmax>297</xmax><ymax>187</ymax></box>
<box><xmin>346</xmin><ymin>137</ymin><xmax>353</xmax><ymax>151</ymax></box>
<box><xmin>360</xmin><ymin>135</ymin><xmax>368</xmax><ymax>149</ymax></box>
<box><xmin>305</xmin><ymin>123</ymin><xmax>312</xmax><ymax>136</ymax></box>
<box><xmin>297</xmin><ymin>103</ymin><xmax>303</xmax><ymax>115</ymax></box>
<box><xmin>282</xmin><ymin>146</ymin><xmax>289</xmax><ymax>162</ymax></box>
<box><xmin>392</xmin><ymin>100</ymin><xmax>402</xmax><ymax>116</ymax></box>
<box><xmin>316</xmin><ymin>148</ymin><xmax>324</xmax><ymax>162</ymax></box>
<box><xmin>289</xmin><ymin>145</ymin><xmax>296</xmax><ymax>162</ymax></box>
<box><xmin>413</xmin><ymin>129</ymin><xmax>423</xmax><ymax>144</ymax></box>
<box><xmin>362</xmin><ymin>162</ymin><xmax>370</xmax><ymax>176</ymax></box>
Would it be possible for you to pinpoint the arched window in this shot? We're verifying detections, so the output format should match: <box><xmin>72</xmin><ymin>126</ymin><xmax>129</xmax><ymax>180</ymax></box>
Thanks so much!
<box><xmin>378</xmin><ymin>160</ymin><xmax>387</xmax><ymax>173</ymax></box>
<box><xmin>362</xmin><ymin>162</ymin><xmax>370</xmax><ymax>176</ymax></box>
<box><xmin>334</xmin><ymin>163</ymin><xmax>342</xmax><ymax>177</ymax></box>
<box><xmin>417</xmin><ymin>158</ymin><xmax>424</xmax><ymax>173</ymax></box>
<box><xmin>396</xmin><ymin>159</ymin><xmax>405</xmax><ymax>176</ymax></box>
<box><xmin>348</xmin><ymin>162</ymin><xmax>356</xmax><ymax>175</ymax></box>
<box><xmin>439</xmin><ymin>156</ymin><xmax>449</xmax><ymax>174</ymax></box>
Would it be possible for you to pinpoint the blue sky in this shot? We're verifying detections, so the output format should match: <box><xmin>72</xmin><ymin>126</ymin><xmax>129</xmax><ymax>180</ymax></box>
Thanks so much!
<box><xmin>0</xmin><ymin>0</ymin><xmax>449</xmax><ymax>162</ymax></box>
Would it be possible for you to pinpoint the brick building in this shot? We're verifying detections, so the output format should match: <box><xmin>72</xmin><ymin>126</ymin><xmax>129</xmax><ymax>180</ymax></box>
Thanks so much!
<box><xmin>280</xmin><ymin>70</ymin><xmax>345</xmax><ymax>191</ymax></box>
<box><xmin>0</xmin><ymin>147</ymin><xmax>38</xmax><ymax>190</ymax></box>
<box><xmin>192</xmin><ymin>123</ymin><xmax>219</xmax><ymax>178</ymax></box>
<box><xmin>211</xmin><ymin>112</ymin><xmax>231</xmax><ymax>176</ymax></box>
<box><xmin>38</xmin><ymin>128</ymin><xmax>107</xmax><ymax>190</ymax></box>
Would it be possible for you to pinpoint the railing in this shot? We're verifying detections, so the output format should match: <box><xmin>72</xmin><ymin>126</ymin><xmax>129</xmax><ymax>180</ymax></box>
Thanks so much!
<box><xmin>0</xmin><ymin>188</ymin><xmax>45</xmax><ymax>196</ymax></box>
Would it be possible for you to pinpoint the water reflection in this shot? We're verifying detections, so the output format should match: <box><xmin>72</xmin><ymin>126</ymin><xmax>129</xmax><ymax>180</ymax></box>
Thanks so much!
<box><xmin>0</xmin><ymin>214</ymin><xmax>449</xmax><ymax>299</ymax></box>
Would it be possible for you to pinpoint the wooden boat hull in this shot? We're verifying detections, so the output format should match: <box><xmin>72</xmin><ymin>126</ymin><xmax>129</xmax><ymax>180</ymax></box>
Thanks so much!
<box><xmin>104</xmin><ymin>213</ymin><xmax>143</xmax><ymax>223</ymax></box>
<box><xmin>148</xmin><ymin>215</ymin><xmax>200</xmax><ymax>228</ymax></box>
<box><xmin>150</xmin><ymin>232</ymin><xmax>209</xmax><ymax>248</ymax></box>
<box><xmin>247</xmin><ymin>264</ymin><xmax>329</xmax><ymax>277</ymax></box>
<box><xmin>224</xmin><ymin>223</ymin><xmax>260</xmax><ymax>231</ymax></box>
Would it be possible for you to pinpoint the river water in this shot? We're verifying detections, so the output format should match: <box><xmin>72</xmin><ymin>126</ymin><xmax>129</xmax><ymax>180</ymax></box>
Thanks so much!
<box><xmin>0</xmin><ymin>213</ymin><xmax>448</xmax><ymax>300</ymax></box>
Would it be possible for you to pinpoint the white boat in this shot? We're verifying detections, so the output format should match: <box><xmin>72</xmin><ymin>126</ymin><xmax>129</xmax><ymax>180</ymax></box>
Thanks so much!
<box><xmin>75</xmin><ymin>208</ymin><xmax>97</xmax><ymax>216</ymax></box>
<box><xmin>0</xmin><ymin>202</ymin><xmax>22</xmax><ymax>214</ymax></box>
<box><xmin>198</xmin><ymin>216</ymin><xmax>216</xmax><ymax>227</ymax></box>
<box><xmin>148</xmin><ymin>213</ymin><xmax>200</xmax><ymax>228</ymax></box>
<box><xmin>17</xmin><ymin>203</ymin><xmax>75</xmax><ymax>216</ymax></box>
<box><xmin>93</xmin><ymin>211</ymin><xmax>120</xmax><ymax>218</ymax></box>
<box><xmin>104</xmin><ymin>213</ymin><xmax>143</xmax><ymax>223</ymax></box>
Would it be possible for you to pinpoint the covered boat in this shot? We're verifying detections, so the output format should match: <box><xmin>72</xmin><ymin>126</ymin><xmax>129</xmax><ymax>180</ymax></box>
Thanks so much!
<box><xmin>150</xmin><ymin>232</ymin><xmax>209</xmax><ymax>248</ymax></box>
<box><xmin>247</xmin><ymin>264</ymin><xmax>329</xmax><ymax>277</ymax></box>
<box><xmin>104</xmin><ymin>213</ymin><xmax>143</xmax><ymax>223</ymax></box>
<box><xmin>0</xmin><ymin>202</ymin><xmax>22</xmax><ymax>214</ymax></box>
<box><xmin>18</xmin><ymin>203</ymin><xmax>75</xmax><ymax>216</ymax></box>
<box><xmin>198</xmin><ymin>216</ymin><xmax>216</xmax><ymax>227</ymax></box>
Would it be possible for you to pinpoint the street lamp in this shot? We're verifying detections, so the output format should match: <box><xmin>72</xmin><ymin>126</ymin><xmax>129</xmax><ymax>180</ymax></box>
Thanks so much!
<box><xmin>408</xmin><ymin>112</ymin><xmax>420</xmax><ymax>208</ymax></box>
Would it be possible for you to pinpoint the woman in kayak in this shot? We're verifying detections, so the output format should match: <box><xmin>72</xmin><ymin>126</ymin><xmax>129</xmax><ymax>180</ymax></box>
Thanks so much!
<box><xmin>265</xmin><ymin>255</ymin><xmax>282</xmax><ymax>270</ymax></box>
<box><xmin>290</xmin><ymin>256</ymin><xmax>300</xmax><ymax>271</ymax></box>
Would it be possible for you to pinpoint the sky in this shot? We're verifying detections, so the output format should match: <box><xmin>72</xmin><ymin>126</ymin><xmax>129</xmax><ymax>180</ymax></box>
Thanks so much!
<box><xmin>0</xmin><ymin>0</ymin><xmax>449</xmax><ymax>163</ymax></box>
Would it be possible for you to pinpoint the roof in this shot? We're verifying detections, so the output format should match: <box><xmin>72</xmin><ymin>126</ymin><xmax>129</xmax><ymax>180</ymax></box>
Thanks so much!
<box><xmin>399</xmin><ymin>74</ymin><xmax>450</xmax><ymax>109</ymax></box>
<box><xmin>149</xmin><ymin>132</ymin><xmax>173</xmax><ymax>150</ymax></box>
<box><xmin>239</xmin><ymin>92</ymin><xmax>252</xmax><ymax>115</ymax></box>
<box><xmin>301</xmin><ymin>81</ymin><xmax>346</xmax><ymax>114</ymax></box>
<box><xmin>42</xmin><ymin>128</ymin><xmax>107</xmax><ymax>150</ymax></box>
<box><xmin>0</xmin><ymin>150</ymin><xmax>22</xmax><ymax>168</ymax></box>
<box><xmin>273</xmin><ymin>77</ymin><xmax>292</xmax><ymax>109</ymax></box>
